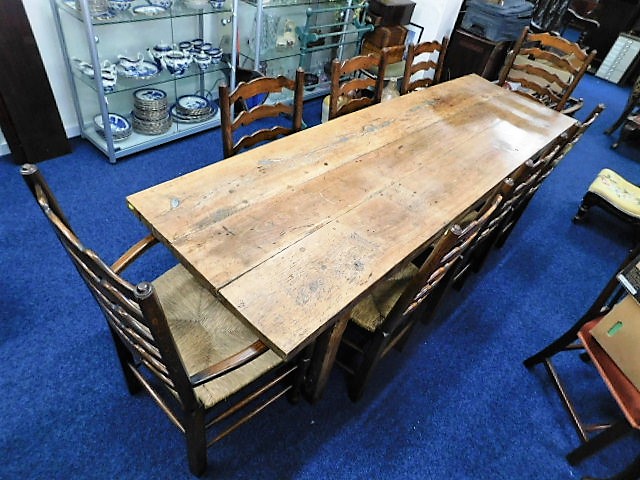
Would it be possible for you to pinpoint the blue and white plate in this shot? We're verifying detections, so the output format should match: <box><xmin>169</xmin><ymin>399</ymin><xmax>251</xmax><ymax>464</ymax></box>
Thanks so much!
<box><xmin>93</xmin><ymin>113</ymin><xmax>132</xmax><ymax>141</ymax></box>
<box><xmin>134</xmin><ymin>88</ymin><xmax>167</xmax><ymax>102</ymax></box>
<box><xmin>116</xmin><ymin>61</ymin><xmax>159</xmax><ymax>79</ymax></box>
<box><xmin>176</xmin><ymin>94</ymin><xmax>209</xmax><ymax>111</ymax></box>
<box><xmin>132</xmin><ymin>4</ymin><xmax>167</xmax><ymax>15</ymax></box>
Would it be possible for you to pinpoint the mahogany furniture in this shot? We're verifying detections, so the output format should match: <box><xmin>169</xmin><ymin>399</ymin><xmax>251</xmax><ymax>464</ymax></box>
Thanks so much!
<box><xmin>442</xmin><ymin>28</ymin><xmax>510</xmax><ymax>82</ymax></box>
<box><xmin>524</xmin><ymin>243</ymin><xmax>640</xmax><ymax>476</ymax></box>
<box><xmin>218</xmin><ymin>68</ymin><xmax>305</xmax><ymax>158</ymax></box>
<box><xmin>126</xmin><ymin>74</ymin><xmax>576</xmax><ymax>403</ymax></box>
<box><xmin>497</xmin><ymin>26</ymin><xmax>597</xmax><ymax>115</ymax></box>
<box><xmin>20</xmin><ymin>164</ymin><xmax>309</xmax><ymax>477</ymax></box>
<box><xmin>328</xmin><ymin>53</ymin><xmax>388</xmax><ymax>120</ymax></box>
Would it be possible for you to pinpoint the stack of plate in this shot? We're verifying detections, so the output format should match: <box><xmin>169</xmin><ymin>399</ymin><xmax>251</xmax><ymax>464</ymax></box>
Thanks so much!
<box><xmin>132</xmin><ymin>88</ymin><xmax>172</xmax><ymax>135</ymax></box>
<box><xmin>93</xmin><ymin>112</ymin><xmax>132</xmax><ymax>142</ymax></box>
<box><xmin>170</xmin><ymin>94</ymin><xmax>217</xmax><ymax>123</ymax></box>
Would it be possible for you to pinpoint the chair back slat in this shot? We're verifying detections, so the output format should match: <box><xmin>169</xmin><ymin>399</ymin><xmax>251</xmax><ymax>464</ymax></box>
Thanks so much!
<box><xmin>396</xmin><ymin>193</ymin><xmax>502</xmax><ymax>319</ymax></box>
<box><xmin>21</xmin><ymin>164</ymin><xmax>198</xmax><ymax>409</ymax></box>
<box><xmin>402</xmin><ymin>36</ymin><xmax>449</xmax><ymax>94</ymax></box>
<box><xmin>329</xmin><ymin>54</ymin><xmax>387</xmax><ymax>120</ymax></box>
<box><xmin>219</xmin><ymin>69</ymin><xmax>305</xmax><ymax>158</ymax></box>
<box><xmin>498</xmin><ymin>26</ymin><xmax>596</xmax><ymax>112</ymax></box>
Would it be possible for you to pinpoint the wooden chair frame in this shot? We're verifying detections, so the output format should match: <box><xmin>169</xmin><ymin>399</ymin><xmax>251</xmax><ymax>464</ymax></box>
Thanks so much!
<box><xmin>328</xmin><ymin>53</ymin><xmax>388</xmax><ymax>120</ymax></box>
<box><xmin>401</xmin><ymin>36</ymin><xmax>449</xmax><ymax>94</ymax></box>
<box><xmin>338</xmin><ymin>192</ymin><xmax>503</xmax><ymax>402</ymax></box>
<box><xmin>494</xmin><ymin>104</ymin><xmax>605</xmax><ymax>249</ymax></box>
<box><xmin>524</xmin><ymin>243</ymin><xmax>640</xmax><ymax>472</ymax></box>
<box><xmin>219</xmin><ymin>68</ymin><xmax>304</xmax><ymax>158</ymax></box>
<box><xmin>497</xmin><ymin>26</ymin><xmax>596</xmax><ymax>115</ymax></box>
<box><xmin>21</xmin><ymin>163</ymin><xmax>309</xmax><ymax>476</ymax></box>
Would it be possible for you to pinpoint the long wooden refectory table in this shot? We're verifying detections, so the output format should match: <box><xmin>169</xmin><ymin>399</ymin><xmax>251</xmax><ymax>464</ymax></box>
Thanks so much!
<box><xmin>127</xmin><ymin>74</ymin><xmax>576</xmax><ymax>401</ymax></box>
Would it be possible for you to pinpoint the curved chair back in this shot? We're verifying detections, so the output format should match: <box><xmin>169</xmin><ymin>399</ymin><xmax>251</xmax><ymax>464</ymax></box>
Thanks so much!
<box><xmin>401</xmin><ymin>36</ymin><xmax>449</xmax><ymax>94</ymax></box>
<box><xmin>329</xmin><ymin>53</ymin><xmax>388</xmax><ymax>120</ymax></box>
<box><xmin>219</xmin><ymin>68</ymin><xmax>305</xmax><ymax>158</ymax></box>
<box><xmin>497</xmin><ymin>26</ymin><xmax>596</xmax><ymax>114</ymax></box>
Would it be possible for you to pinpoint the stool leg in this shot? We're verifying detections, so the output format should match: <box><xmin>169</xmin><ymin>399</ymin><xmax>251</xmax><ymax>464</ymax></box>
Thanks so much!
<box><xmin>567</xmin><ymin>420</ymin><xmax>633</xmax><ymax>465</ymax></box>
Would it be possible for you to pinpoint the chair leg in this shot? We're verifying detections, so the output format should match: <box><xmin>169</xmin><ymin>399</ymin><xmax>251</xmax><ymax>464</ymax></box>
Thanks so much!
<box><xmin>185</xmin><ymin>408</ymin><xmax>208</xmax><ymax>477</ymax></box>
<box><xmin>566</xmin><ymin>420</ymin><xmax>634</xmax><ymax>465</ymax></box>
<box><xmin>582</xmin><ymin>454</ymin><xmax>640</xmax><ymax>480</ymax></box>
<box><xmin>108</xmin><ymin>327</ymin><xmax>143</xmax><ymax>394</ymax></box>
<box><xmin>523</xmin><ymin>325</ymin><xmax>584</xmax><ymax>369</ymax></box>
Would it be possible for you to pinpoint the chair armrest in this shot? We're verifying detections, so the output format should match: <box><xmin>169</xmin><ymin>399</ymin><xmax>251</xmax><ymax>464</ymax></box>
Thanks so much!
<box><xmin>189</xmin><ymin>340</ymin><xmax>269</xmax><ymax>387</ymax></box>
<box><xmin>111</xmin><ymin>234</ymin><xmax>159</xmax><ymax>274</ymax></box>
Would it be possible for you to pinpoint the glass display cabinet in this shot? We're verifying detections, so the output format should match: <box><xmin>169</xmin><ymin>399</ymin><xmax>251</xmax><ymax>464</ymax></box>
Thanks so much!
<box><xmin>51</xmin><ymin>0</ymin><xmax>238</xmax><ymax>163</ymax></box>
<box><xmin>236</xmin><ymin>0</ymin><xmax>372</xmax><ymax>100</ymax></box>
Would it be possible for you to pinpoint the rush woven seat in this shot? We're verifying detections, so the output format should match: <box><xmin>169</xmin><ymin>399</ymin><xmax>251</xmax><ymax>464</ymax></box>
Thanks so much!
<box><xmin>21</xmin><ymin>163</ymin><xmax>308</xmax><ymax>477</ymax></box>
<box><xmin>153</xmin><ymin>264</ymin><xmax>282</xmax><ymax>407</ymax></box>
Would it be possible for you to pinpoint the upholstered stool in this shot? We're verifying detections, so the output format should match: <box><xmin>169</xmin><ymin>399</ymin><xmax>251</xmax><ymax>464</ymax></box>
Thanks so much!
<box><xmin>573</xmin><ymin>168</ymin><xmax>640</xmax><ymax>229</ymax></box>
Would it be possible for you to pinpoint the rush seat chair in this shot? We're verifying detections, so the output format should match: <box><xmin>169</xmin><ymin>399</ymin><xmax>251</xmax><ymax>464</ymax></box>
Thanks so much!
<box><xmin>21</xmin><ymin>163</ymin><xmax>310</xmax><ymax>476</ymax></box>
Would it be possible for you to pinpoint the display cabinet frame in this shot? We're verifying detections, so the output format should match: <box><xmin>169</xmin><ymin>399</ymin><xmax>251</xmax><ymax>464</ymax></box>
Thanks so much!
<box><xmin>50</xmin><ymin>0</ymin><xmax>238</xmax><ymax>163</ymax></box>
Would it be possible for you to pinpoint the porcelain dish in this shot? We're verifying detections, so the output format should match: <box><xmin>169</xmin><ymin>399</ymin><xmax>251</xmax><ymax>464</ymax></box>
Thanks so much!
<box><xmin>132</xmin><ymin>4</ymin><xmax>167</xmax><ymax>15</ymax></box>
<box><xmin>93</xmin><ymin>112</ymin><xmax>132</xmax><ymax>141</ymax></box>
<box><xmin>116</xmin><ymin>60</ymin><xmax>160</xmax><ymax>79</ymax></box>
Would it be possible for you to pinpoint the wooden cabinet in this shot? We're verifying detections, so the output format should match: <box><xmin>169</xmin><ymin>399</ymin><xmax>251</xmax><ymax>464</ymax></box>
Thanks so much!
<box><xmin>442</xmin><ymin>28</ymin><xmax>510</xmax><ymax>82</ymax></box>
<box><xmin>582</xmin><ymin>0</ymin><xmax>640</xmax><ymax>69</ymax></box>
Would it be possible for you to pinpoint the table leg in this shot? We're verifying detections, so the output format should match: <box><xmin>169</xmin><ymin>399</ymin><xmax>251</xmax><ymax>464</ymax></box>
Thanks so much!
<box><xmin>304</xmin><ymin>313</ymin><xmax>349</xmax><ymax>403</ymax></box>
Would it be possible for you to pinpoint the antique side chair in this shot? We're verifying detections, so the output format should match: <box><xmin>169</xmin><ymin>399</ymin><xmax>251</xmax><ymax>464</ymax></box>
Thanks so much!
<box><xmin>337</xmin><ymin>192</ymin><xmax>503</xmax><ymax>402</ymax></box>
<box><xmin>494</xmin><ymin>103</ymin><xmax>605</xmax><ymax>249</ymax></box>
<box><xmin>219</xmin><ymin>68</ymin><xmax>304</xmax><ymax>158</ymax></box>
<box><xmin>401</xmin><ymin>36</ymin><xmax>449</xmax><ymax>94</ymax></box>
<box><xmin>21</xmin><ymin>164</ymin><xmax>310</xmax><ymax>477</ymax></box>
<box><xmin>328</xmin><ymin>53</ymin><xmax>388</xmax><ymax>120</ymax></box>
<box><xmin>497</xmin><ymin>26</ymin><xmax>596</xmax><ymax>115</ymax></box>
<box><xmin>524</xmin><ymin>243</ymin><xmax>640</xmax><ymax>474</ymax></box>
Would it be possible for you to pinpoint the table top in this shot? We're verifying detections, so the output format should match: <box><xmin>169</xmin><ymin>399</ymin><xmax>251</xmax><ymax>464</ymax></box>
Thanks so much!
<box><xmin>127</xmin><ymin>74</ymin><xmax>576</xmax><ymax>359</ymax></box>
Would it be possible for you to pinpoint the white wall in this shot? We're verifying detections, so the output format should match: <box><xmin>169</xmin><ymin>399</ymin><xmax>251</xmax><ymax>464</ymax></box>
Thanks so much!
<box><xmin>412</xmin><ymin>0</ymin><xmax>464</xmax><ymax>44</ymax></box>
<box><xmin>0</xmin><ymin>0</ymin><xmax>462</xmax><ymax>157</ymax></box>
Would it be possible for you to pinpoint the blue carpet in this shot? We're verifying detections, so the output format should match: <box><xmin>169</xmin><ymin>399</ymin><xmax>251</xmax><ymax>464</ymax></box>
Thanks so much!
<box><xmin>1</xmin><ymin>75</ymin><xmax>639</xmax><ymax>479</ymax></box>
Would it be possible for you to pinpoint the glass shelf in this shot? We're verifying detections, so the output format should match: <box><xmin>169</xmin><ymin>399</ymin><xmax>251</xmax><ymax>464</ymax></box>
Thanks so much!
<box><xmin>59</xmin><ymin>0</ymin><xmax>232</xmax><ymax>25</ymax></box>
<box><xmin>241</xmin><ymin>0</ymin><xmax>342</xmax><ymax>7</ymax></box>
<box><xmin>73</xmin><ymin>61</ymin><xmax>230</xmax><ymax>94</ymax></box>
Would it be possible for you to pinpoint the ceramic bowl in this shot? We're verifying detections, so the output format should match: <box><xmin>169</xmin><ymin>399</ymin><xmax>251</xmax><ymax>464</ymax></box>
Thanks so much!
<box><xmin>147</xmin><ymin>0</ymin><xmax>173</xmax><ymax>7</ymax></box>
<box><xmin>108</xmin><ymin>0</ymin><xmax>132</xmax><ymax>11</ymax></box>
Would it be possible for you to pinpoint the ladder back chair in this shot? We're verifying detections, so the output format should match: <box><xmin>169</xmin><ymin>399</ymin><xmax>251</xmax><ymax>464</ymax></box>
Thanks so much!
<box><xmin>401</xmin><ymin>36</ymin><xmax>449</xmax><ymax>94</ymax></box>
<box><xmin>328</xmin><ymin>53</ymin><xmax>388</xmax><ymax>120</ymax></box>
<box><xmin>524</xmin><ymin>243</ymin><xmax>640</xmax><ymax>473</ymax></box>
<box><xmin>20</xmin><ymin>164</ymin><xmax>309</xmax><ymax>477</ymax></box>
<box><xmin>337</xmin><ymin>192</ymin><xmax>503</xmax><ymax>402</ymax></box>
<box><xmin>491</xmin><ymin>133</ymin><xmax>573</xmax><ymax>250</ymax></box>
<box><xmin>497</xmin><ymin>26</ymin><xmax>596</xmax><ymax>115</ymax></box>
<box><xmin>452</xmin><ymin>161</ymin><xmax>535</xmax><ymax>290</ymax></box>
<box><xmin>219</xmin><ymin>68</ymin><xmax>305</xmax><ymax>158</ymax></box>
<box><xmin>494</xmin><ymin>104</ymin><xmax>604</xmax><ymax>249</ymax></box>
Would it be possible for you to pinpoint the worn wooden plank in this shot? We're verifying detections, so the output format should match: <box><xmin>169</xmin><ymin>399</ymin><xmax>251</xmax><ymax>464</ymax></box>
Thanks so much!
<box><xmin>127</xmin><ymin>74</ymin><xmax>576</xmax><ymax>359</ymax></box>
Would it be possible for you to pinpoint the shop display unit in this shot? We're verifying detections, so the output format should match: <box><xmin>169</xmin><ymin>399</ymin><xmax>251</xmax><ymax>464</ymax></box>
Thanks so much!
<box><xmin>236</xmin><ymin>0</ymin><xmax>372</xmax><ymax>100</ymax></box>
<box><xmin>51</xmin><ymin>0</ymin><xmax>238</xmax><ymax>163</ymax></box>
